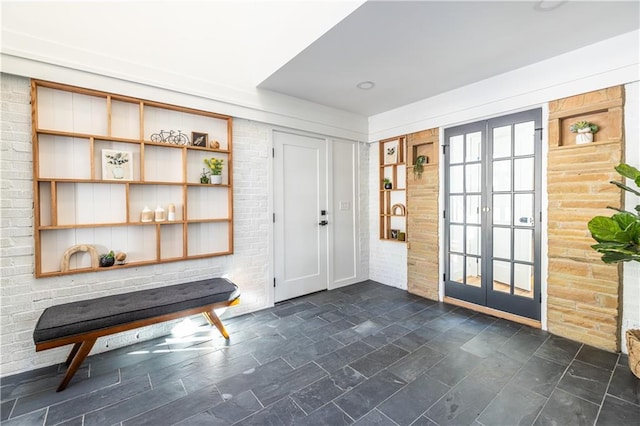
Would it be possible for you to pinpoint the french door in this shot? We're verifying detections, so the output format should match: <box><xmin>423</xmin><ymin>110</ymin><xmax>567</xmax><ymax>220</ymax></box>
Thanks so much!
<box><xmin>444</xmin><ymin>109</ymin><xmax>542</xmax><ymax>320</ymax></box>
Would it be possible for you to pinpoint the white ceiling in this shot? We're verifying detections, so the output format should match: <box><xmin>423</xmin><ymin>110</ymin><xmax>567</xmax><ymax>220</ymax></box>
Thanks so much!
<box><xmin>2</xmin><ymin>1</ymin><xmax>639</xmax><ymax>117</ymax></box>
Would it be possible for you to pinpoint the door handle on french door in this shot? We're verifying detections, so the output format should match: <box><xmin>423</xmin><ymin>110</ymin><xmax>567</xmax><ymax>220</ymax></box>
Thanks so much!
<box><xmin>319</xmin><ymin>220</ymin><xmax>329</xmax><ymax>226</ymax></box>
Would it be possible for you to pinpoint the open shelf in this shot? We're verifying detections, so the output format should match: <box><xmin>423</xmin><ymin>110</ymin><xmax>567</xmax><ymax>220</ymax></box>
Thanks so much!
<box><xmin>379</xmin><ymin>136</ymin><xmax>407</xmax><ymax>242</ymax></box>
<box><xmin>32</xmin><ymin>80</ymin><xmax>234</xmax><ymax>277</ymax></box>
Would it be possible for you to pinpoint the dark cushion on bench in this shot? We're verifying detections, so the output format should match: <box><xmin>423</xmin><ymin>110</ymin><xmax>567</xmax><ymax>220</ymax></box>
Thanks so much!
<box><xmin>33</xmin><ymin>278</ymin><xmax>240</xmax><ymax>345</ymax></box>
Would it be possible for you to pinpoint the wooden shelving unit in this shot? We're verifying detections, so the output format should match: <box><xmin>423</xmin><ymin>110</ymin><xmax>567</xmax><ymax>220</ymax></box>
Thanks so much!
<box><xmin>379</xmin><ymin>136</ymin><xmax>407</xmax><ymax>241</ymax></box>
<box><xmin>31</xmin><ymin>80</ymin><xmax>234</xmax><ymax>277</ymax></box>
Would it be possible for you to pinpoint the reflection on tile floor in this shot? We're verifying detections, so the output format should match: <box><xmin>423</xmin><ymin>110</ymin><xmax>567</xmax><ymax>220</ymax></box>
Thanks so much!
<box><xmin>1</xmin><ymin>280</ymin><xmax>638</xmax><ymax>425</ymax></box>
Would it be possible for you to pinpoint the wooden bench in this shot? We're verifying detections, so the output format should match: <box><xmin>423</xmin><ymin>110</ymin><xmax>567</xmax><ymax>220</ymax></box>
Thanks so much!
<box><xmin>33</xmin><ymin>278</ymin><xmax>240</xmax><ymax>391</ymax></box>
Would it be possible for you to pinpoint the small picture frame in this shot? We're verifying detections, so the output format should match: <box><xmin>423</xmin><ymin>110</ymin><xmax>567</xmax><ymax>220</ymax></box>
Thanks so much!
<box><xmin>101</xmin><ymin>149</ymin><xmax>132</xmax><ymax>181</ymax></box>
<box><xmin>385</xmin><ymin>146</ymin><xmax>398</xmax><ymax>164</ymax></box>
<box><xmin>390</xmin><ymin>229</ymin><xmax>399</xmax><ymax>239</ymax></box>
<box><xmin>191</xmin><ymin>132</ymin><xmax>208</xmax><ymax>147</ymax></box>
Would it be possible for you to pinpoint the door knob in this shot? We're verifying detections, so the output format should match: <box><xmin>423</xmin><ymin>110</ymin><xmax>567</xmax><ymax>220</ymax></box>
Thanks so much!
<box><xmin>319</xmin><ymin>220</ymin><xmax>328</xmax><ymax>226</ymax></box>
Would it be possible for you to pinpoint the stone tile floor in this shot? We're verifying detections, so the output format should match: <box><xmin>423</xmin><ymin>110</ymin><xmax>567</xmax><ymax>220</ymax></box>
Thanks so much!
<box><xmin>1</xmin><ymin>280</ymin><xmax>639</xmax><ymax>425</ymax></box>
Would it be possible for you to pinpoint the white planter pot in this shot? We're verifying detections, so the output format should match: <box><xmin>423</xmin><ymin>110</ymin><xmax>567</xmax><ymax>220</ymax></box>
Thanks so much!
<box><xmin>576</xmin><ymin>131</ymin><xmax>593</xmax><ymax>144</ymax></box>
<box><xmin>210</xmin><ymin>174</ymin><xmax>223</xmax><ymax>184</ymax></box>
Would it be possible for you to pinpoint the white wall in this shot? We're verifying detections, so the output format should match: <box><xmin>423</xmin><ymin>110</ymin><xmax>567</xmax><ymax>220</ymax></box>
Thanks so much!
<box><xmin>1</xmin><ymin>54</ymin><xmax>368</xmax><ymax>144</ymax></box>
<box><xmin>0</xmin><ymin>73</ymin><xmax>366</xmax><ymax>377</ymax></box>
<box><xmin>622</xmin><ymin>81</ymin><xmax>640</xmax><ymax>354</ymax></box>
<box><xmin>370</xmin><ymin>30</ymin><xmax>640</xmax><ymax>141</ymax></box>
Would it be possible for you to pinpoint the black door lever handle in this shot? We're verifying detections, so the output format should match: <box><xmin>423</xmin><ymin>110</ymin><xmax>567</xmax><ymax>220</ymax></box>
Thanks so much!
<box><xmin>319</xmin><ymin>220</ymin><xmax>328</xmax><ymax>226</ymax></box>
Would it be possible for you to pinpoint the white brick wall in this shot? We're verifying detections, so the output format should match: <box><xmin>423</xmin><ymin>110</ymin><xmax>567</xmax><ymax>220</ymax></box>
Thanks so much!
<box><xmin>368</xmin><ymin>142</ymin><xmax>408</xmax><ymax>289</ymax></box>
<box><xmin>358</xmin><ymin>142</ymin><xmax>370</xmax><ymax>280</ymax></box>
<box><xmin>0</xmin><ymin>74</ymin><xmax>273</xmax><ymax>376</ymax></box>
<box><xmin>622</xmin><ymin>81</ymin><xmax>640</xmax><ymax>354</ymax></box>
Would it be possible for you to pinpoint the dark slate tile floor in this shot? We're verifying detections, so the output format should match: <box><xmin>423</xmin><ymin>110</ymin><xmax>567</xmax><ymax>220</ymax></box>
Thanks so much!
<box><xmin>1</xmin><ymin>280</ymin><xmax>639</xmax><ymax>425</ymax></box>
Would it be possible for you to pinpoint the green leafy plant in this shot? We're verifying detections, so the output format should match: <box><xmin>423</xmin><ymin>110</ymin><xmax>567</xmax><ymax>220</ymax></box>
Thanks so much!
<box><xmin>99</xmin><ymin>250</ymin><xmax>115</xmax><ymax>267</ymax></box>
<box><xmin>200</xmin><ymin>168</ymin><xmax>210</xmax><ymax>184</ymax></box>
<box><xmin>588</xmin><ymin>163</ymin><xmax>640</xmax><ymax>263</ymax></box>
<box><xmin>203</xmin><ymin>157</ymin><xmax>224</xmax><ymax>175</ymax></box>
<box><xmin>413</xmin><ymin>155</ymin><xmax>427</xmax><ymax>180</ymax></box>
<box><xmin>569</xmin><ymin>121</ymin><xmax>599</xmax><ymax>134</ymax></box>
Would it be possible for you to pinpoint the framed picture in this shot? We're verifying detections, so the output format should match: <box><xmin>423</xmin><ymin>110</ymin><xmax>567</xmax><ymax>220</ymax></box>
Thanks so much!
<box><xmin>385</xmin><ymin>146</ymin><xmax>398</xmax><ymax>164</ymax></box>
<box><xmin>101</xmin><ymin>149</ymin><xmax>132</xmax><ymax>181</ymax></box>
<box><xmin>192</xmin><ymin>132</ymin><xmax>208</xmax><ymax>147</ymax></box>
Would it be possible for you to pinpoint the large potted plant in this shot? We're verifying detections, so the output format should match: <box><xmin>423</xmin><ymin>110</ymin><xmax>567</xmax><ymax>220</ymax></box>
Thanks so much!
<box><xmin>587</xmin><ymin>162</ymin><xmax>640</xmax><ymax>378</ymax></box>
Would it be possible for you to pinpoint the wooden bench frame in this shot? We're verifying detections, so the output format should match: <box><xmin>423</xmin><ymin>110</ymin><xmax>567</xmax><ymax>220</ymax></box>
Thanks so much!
<box><xmin>36</xmin><ymin>298</ymin><xmax>239</xmax><ymax>392</ymax></box>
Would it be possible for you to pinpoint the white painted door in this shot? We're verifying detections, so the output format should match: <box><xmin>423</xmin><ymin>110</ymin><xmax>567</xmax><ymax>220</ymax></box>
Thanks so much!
<box><xmin>274</xmin><ymin>131</ymin><xmax>328</xmax><ymax>302</ymax></box>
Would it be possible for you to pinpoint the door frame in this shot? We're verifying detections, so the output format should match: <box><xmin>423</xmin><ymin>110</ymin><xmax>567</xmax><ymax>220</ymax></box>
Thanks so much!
<box><xmin>271</xmin><ymin>128</ymin><xmax>364</xmax><ymax>303</ymax></box>
<box><xmin>440</xmin><ymin>107</ymin><xmax>545</xmax><ymax>323</ymax></box>
<box><xmin>273</xmin><ymin>129</ymin><xmax>329</xmax><ymax>303</ymax></box>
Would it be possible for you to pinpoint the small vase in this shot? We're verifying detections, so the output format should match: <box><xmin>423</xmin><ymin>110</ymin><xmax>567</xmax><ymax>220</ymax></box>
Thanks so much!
<box><xmin>112</xmin><ymin>166</ymin><xmax>124</xmax><ymax>179</ymax></box>
<box><xmin>154</xmin><ymin>206</ymin><xmax>166</xmax><ymax>222</ymax></box>
<box><xmin>210</xmin><ymin>174</ymin><xmax>223</xmax><ymax>184</ymax></box>
<box><xmin>576</xmin><ymin>130</ymin><xmax>593</xmax><ymax>145</ymax></box>
<box><xmin>384</xmin><ymin>182</ymin><xmax>392</xmax><ymax>190</ymax></box>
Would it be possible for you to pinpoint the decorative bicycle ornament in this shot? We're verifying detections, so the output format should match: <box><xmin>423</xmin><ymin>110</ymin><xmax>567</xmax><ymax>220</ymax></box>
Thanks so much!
<box><xmin>150</xmin><ymin>129</ymin><xmax>190</xmax><ymax>145</ymax></box>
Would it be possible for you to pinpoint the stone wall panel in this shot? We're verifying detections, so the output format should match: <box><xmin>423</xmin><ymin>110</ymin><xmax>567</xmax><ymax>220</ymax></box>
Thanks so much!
<box><xmin>546</xmin><ymin>85</ymin><xmax>624</xmax><ymax>352</ymax></box>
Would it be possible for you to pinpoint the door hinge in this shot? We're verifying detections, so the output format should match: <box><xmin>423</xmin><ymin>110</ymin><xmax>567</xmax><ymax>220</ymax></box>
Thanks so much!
<box><xmin>539</xmin><ymin>211</ymin><xmax>542</xmax><ymax>223</ymax></box>
<box><xmin>272</xmin><ymin>147</ymin><xmax>275</xmax><ymax>158</ymax></box>
<box><xmin>443</xmin><ymin>273</ymin><xmax>446</xmax><ymax>282</ymax></box>
<box><xmin>273</xmin><ymin>213</ymin><xmax>275</xmax><ymax>223</ymax></box>
<box><xmin>274</xmin><ymin>277</ymin><xmax>276</xmax><ymax>288</ymax></box>
<box><xmin>443</xmin><ymin>210</ymin><xmax>446</xmax><ymax>219</ymax></box>
<box><xmin>442</xmin><ymin>145</ymin><xmax>446</xmax><ymax>155</ymax></box>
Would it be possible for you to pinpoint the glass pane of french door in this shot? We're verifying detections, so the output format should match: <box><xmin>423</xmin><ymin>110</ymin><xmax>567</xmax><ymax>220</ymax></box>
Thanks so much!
<box><xmin>445</xmin><ymin>124</ymin><xmax>486</xmax><ymax>306</ymax></box>
<box><xmin>488</xmin><ymin>115</ymin><xmax>539</xmax><ymax>309</ymax></box>
<box><xmin>445</xmin><ymin>109</ymin><xmax>541</xmax><ymax>321</ymax></box>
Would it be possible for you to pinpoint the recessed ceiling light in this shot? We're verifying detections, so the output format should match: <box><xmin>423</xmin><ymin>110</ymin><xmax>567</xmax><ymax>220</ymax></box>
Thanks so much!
<box><xmin>534</xmin><ymin>1</ymin><xmax>567</xmax><ymax>12</ymax></box>
<box><xmin>356</xmin><ymin>81</ymin><xmax>375</xmax><ymax>90</ymax></box>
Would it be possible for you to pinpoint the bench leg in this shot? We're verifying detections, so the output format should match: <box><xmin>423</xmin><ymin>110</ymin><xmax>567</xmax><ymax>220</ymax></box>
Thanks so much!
<box><xmin>202</xmin><ymin>311</ymin><xmax>230</xmax><ymax>339</ymax></box>
<box><xmin>65</xmin><ymin>342</ymin><xmax>82</xmax><ymax>366</ymax></box>
<box><xmin>57</xmin><ymin>338</ymin><xmax>96</xmax><ymax>392</ymax></box>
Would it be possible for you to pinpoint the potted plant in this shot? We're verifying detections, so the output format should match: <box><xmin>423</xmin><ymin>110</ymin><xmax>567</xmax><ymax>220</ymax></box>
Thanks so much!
<box><xmin>569</xmin><ymin>120</ymin><xmax>599</xmax><ymax>144</ymax></box>
<box><xmin>99</xmin><ymin>250</ymin><xmax>115</xmax><ymax>267</ymax></box>
<box><xmin>383</xmin><ymin>178</ymin><xmax>392</xmax><ymax>190</ymax></box>
<box><xmin>203</xmin><ymin>157</ymin><xmax>224</xmax><ymax>184</ymax></box>
<box><xmin>588</xmin><ymin>163</ymin><xmax>640</xmax><ymax>378</ymax></box>
<box><xmin>200</xmin><ymin>168</ymin><xmax>209</xmax><ymax>184</ymax></box>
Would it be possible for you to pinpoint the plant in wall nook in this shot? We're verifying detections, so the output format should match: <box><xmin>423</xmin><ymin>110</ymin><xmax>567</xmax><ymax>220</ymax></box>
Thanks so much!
<box><xmin>204</xmin><ymin>157</ymin><xmax>224</xmax><ymax>184</ymax></box>
<box><xmin>383</xmin><ymin>178</ymin><xmax>392</xmax><ymax>190</ymax></box>
<box><xmin>413</xmin><ymin>155</ymin><xmax>427</xmax><ymax>180</ymax></box>
<box><xmin>569</xmin><ymin>120</ymin><xmax>599</xmax><ymax>144</ymax></box>
<box><xmin>587</xmin><ymin>163</ymin><xmax>640</xmax><ymax>264</ymax></box>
